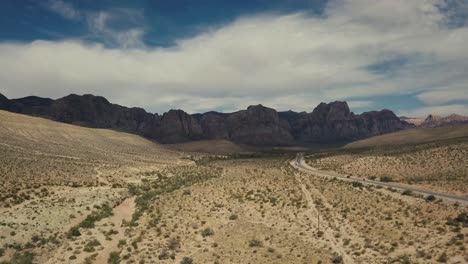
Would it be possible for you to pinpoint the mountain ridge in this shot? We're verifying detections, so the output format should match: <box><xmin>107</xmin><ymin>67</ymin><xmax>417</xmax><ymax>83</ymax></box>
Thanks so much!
<box><xmin>0</xmin><ymin>93</ymin><xmax>413</xmax><ymax>145</ymax></box>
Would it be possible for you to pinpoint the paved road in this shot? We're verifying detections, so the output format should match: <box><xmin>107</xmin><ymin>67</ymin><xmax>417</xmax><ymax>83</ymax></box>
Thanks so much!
<box><xmin>292</xmin><ymin>153</ymin><xmax>468</xmax><ymax>204</ymax></box>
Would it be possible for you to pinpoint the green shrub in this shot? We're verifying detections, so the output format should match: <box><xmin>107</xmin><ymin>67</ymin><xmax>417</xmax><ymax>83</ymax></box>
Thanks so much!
<box><xmin>7</xmin><ymin>251</ymin><xmax>34</xmax><ymax>264</ymax></box>
<box><xmin>402</xmin><ymin>190</ymin><xmax>413</xmax><ymax>196</ymax></box>
<box><xmin>229</xmin><ymin>214</ymin><xmax>238</xmax><ymax>220</ymax></box>
<box><xmin>380</xmin><ymin>176</ymin><xmax>393</xmax><ymax>182</ymax></box>
<box><xmin>201</xmin><ymin>228</ymin><xmax>214</xmax><ymax>237</ymax></box>
<box><xmin>83</xmin><ymin>239</ymin><xmax>101</xmax><ymax>252</ymax></box>
<box><xmin>351</xmin><ymin>181</ymin><xmax>363</xmax><ymax>188</ymax></box>
<box><xmin>248</xmin><ymin>239</ymin><xmax>263</xmax><ymax>247</ymax></box>
<box><xmin>108</xmin><ymin>252</ymin><xmax>121</xmax><ymax>264</ymax></box>
<box><xmin>180</xmin><ymin>257</ymin><xmax>193</xmax><ymax>264</ymax></box>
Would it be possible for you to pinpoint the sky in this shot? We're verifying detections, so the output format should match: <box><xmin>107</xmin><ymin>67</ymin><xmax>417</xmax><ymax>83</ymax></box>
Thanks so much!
<box><xmin>0</xmin><ymin>0</ymin><xmax>467</xmax><ymax>117</ymax></box>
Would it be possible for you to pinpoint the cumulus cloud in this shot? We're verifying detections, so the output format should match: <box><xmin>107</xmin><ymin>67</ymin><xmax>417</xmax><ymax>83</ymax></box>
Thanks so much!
<box><xmin>46</xmin><ymin>0</ymin><xmax>81</xmax><ymax>20</ymax></box>
<box><xmin>2</xmin><ymin>0</ymin><xmax>468</xmax><ymax>114</ymax></box>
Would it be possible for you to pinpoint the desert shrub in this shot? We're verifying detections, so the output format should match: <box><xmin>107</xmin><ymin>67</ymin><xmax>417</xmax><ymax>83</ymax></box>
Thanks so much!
<box><xmin>180</xmin><ymin>257</ymin><xmax>193</xmax><ymax>264</ymax></box>
<box><xmin>437</xmin><ymin>252</ymin><xmax>448</xmax><ymax>263</ymax></box>
<box><xmin>402</xmin><ymin>190</ymin><xmax>413</xmax><ymax>196</ymax></box>
<box><xmin>84</xmin><ymin>239</ymin><xmax>101</xmax><ymax>252</ymax></box>
<box><xmin>118</xmin><ymin>239</ymin><xmax>127</xmax><ymax>248</ymax></box>
<box><xmin>201</xmin><ymin>228</ymin><xmax>214</xmax><ymax>237</ymax></box>
<box><xmin>447</xmin><ymin>212</ymin><xmax>468</xmax><ymax>227</ymax></box>
<box><xmin>425</xmin><ymin>195</ymin><xmax>436</xmax><ymax>202</ymax></box>
<box><xmin>332</xmin><ymin>255</ymin><xmax>343</xmax><ymax>263</ymax></box>
<box><xmin>368</xmin><ymin>176</ymin><xmax>377</xmax><ymax>180</ymax></box>
<box><xmin>249</xmin><ymin>239</ymin><xmax>263</xmax><ymax>247</ymax></box>
<box><xmin>69</xmin><ymin>255</ymin><xmax>77</xmax><ymax>260</ymax></box>
<box><xmin>0</xmin><ymin>247</ymin><xmax>4</xmax><ymax>257</ymax></box>
<box><xmin>6</xmin><ymin>251</ymin><xmax>34</xmax><ymax>264</ymax></box>
<box><xmin>68</xmin><ymin>226</ymin><xmax>81</xmax><ymax>237</ymax></box>
<box><xmin>351</xmin><ymin>181</ymin><xmax>363</xmax><ymax>188</ymax></box>
<box><xmin>158</xmin><ymin>249</ymin><xmax>171</xmax><ymax>260</ymax></box>
<box><xmin>108</xmin><ymin>252</ymin><xmax>121</xmax><ymax>264</ymax></box>
<box><xmin>229</xmin><ymin>214</ymin><xmax>238</xmax><ymax>220</ymax></box>
<box><xmin>167</xmin><ymin>238</ymin><xmax>180</xmax><ymax>250</ymax></box>
<box><xmin>380</xmin><ymin>176</ymin><xmax>393</xmax><ymax>182</ymax></box>
<box><xmin>79</xmin><ymin>203</ymin><xmax>113</xmax><ymax>229</ymax></box>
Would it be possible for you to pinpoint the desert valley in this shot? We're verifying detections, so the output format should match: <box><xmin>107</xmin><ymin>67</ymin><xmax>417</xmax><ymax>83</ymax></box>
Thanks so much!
<box><xmin>0</xmin><ymin>94</ymin><xmax>467</xmax><ymax>264</ymax></box>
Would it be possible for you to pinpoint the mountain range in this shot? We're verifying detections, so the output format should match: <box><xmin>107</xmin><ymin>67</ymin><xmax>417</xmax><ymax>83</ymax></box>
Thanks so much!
<box><xmin>0</xmin><ymin>93</ymin><xmax>414</xmax><ymax>145</ymax></box>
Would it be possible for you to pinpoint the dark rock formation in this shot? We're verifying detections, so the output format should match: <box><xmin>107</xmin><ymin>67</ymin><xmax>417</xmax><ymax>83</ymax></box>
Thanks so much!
<box><xmin>0</xmin><ymin>94</ymin><xmax>413</xmax><ymax>145</ymax></box>
<box><xmin>226</xmin><ymin>105</ymin><xmax>293</xmax><ymax>145</ymax></box>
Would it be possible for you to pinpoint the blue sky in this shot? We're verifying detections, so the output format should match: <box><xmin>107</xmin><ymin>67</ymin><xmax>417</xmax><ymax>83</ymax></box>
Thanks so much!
<box><xmin>0</xmin><ymin>0</ymin><xmax>467</xmax><ymax>116</ymax></box>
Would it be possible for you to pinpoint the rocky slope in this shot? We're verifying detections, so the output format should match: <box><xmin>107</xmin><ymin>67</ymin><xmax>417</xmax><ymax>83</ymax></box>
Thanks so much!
<box><xmin>0</xmin><ymin>93</ymin><xmax>412</xmax><ymax>145</ymax></box>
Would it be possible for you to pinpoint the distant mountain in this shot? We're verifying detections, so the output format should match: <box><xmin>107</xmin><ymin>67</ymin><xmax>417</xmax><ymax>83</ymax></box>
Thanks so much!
<box><xmin>421</xmin><ymin>114</ymin><xmax>468</xmax><ymax>128</ymax></box>
<box><xmin>399</xmin><ymin>116</ymin><xmax>424</xmax><ymax>126</ymax></box>
<box><xmin>0</xmin><ymin>93</ymin><xmax>413</xmax><ymax>145</ymax></box>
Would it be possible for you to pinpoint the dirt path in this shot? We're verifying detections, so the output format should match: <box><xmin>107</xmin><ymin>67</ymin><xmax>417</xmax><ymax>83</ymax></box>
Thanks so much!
<box><xmin>94</xmin><ymin>196</ymin><xmax>136</xmax><ymax>263</ymax></box>
<box><xmin>293</xmin><ymin>170</ymin><xmax>355</xmax><ymax>264</ymax></box>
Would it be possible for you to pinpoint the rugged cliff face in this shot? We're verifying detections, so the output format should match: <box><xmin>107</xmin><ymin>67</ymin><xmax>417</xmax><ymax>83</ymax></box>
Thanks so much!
<box><xmin>0</xmin><ymin>93</ymin><xmax>412</xmax><ymax>145</ymax></box>
<box><xmin>226</xmin><ymin>105</ymin><xmax>293</xmax><ymax>145</ymax></box>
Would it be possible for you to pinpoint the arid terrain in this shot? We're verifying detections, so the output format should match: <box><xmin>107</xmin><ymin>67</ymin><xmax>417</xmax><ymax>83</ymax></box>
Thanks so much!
<box><xmin>1</xmin><ymin>110</ymin><xmax>467</xmax><ymax>264</ymax></box>
<box><xmin>306</xmin><ymin>126</ymin><xmax>468</xmax><ymax>196</ymax></box>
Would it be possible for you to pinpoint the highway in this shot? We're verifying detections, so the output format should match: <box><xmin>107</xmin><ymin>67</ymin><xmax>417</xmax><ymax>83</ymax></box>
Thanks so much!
<box><xmin>292</xmin><ymin>153</ymin><xmax>468</xmax><ymax>204</ymax></box>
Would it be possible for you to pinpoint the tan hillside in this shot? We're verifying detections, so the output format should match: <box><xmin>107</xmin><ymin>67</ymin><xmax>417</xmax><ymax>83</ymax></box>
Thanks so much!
<box><xmin>344</xmin><ymin>125</ymin><xmax>468</xmax><ymax>149</ymax></box>
<box><xmin>0</xmin><ymin>110</ymin><xmax>187</xmax><ymax>190</ymax></box>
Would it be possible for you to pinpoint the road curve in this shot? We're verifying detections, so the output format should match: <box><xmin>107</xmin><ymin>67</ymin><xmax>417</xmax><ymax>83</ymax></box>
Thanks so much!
<box><xmin>292</xmin><ymin>153</ymin><xmax>468</xmax><ymax>204</ymax></box>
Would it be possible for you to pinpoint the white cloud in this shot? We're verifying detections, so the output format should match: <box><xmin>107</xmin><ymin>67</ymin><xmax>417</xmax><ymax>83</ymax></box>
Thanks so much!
<box><xmin>2</xmin><ymin>0</ymin><xmax>468</xmax><ymax>114</ymax></box>
<box><xmin>46</xmin><ymin>0</ymin><xmax>81</xmax><ymax>20</ymax></box>
<box><xmin>417</xmin><ymin>87</ymin><xmax>468</xmax><ymax>104</ymax></box>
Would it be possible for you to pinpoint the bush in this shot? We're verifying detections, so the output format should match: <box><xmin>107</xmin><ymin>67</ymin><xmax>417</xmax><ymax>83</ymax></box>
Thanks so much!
<box><xmin>447</xmin><ymin>212</ymin><xmax>468</xmax><ymax>227</ymax></box>
<box><xmin>167</xmin><ymin>237</ymin><xmax>180</xmax><ymax>250</ymax></box>
<box><xmin>332</xmin><ymin>255</ymin><xmax>343</xmax><ymax>263</ymax></box>
<box><xmin>84</xmin><ymin>239</ymin><xmax>101</xmax><ymax>252</ymax></box>
<box><xmin>7</xmin><ymin>251</ymin><xmax>34</xmax><ymax>264</ymax></box>
<box><xmin>248</xmin><ymin>239</ymin><xmax>263</xmax><ymax>247</ymax></box>
<box><xmin>201</xmin><ymin>228</ymin><xmax>214</xmax><ymax>237</ymax></box>
<box><xmin>229</xmin><ymin>214</ymin><xmax>238</xmax><ymax>220</ymax></box>
<box><xmin>108</xmin><ymin>252</ymin><xmax>121</xmax><ymax>264</ymax></box>
<box><xmin>68</xmin><ymin>226</ymin><xmax>81</xmax><ymax>237</ymax></box>
<box><xmin>380</xmin><ymin>176</ymin><xmax>393</xmax><ymax>182</ymax></box>
<box><xmin>180</xmin><ymin>257</ymin><xmax>193</xmax><ymax>264</ymax></box>
<box><xmin>402</xmin><ymin>190</ymin><xmax>413</xmax><ymax>196</ymax></box>
<box><xmin>351</xmin><ymin>181</ymin><xmax>364</xmax><ymax>188</ymax></box>
<box><xmin>437</xmin><ymin>252</ymin><xmax>448</xmax><ymax>263</ymax></box>
<box><xmin>425</xmin><ymin>195</ymin><xmax>436</xmax><ymax>202</ymax></box>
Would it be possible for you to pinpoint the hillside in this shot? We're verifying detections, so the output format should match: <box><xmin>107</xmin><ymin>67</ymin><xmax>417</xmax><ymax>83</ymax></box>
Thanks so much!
<box><xmin>0</xmin><ymin>110</ymin><xmax>184</xmax><ymax>190</ymax></box>
<box><xmin>344</xmin><ymin>125</ymin><xmax>468</xmax><ymax>149</ymax></box>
